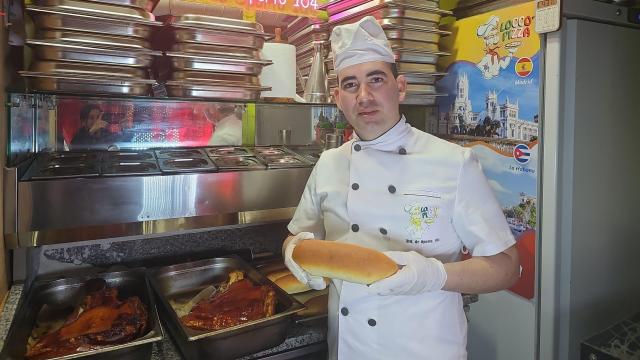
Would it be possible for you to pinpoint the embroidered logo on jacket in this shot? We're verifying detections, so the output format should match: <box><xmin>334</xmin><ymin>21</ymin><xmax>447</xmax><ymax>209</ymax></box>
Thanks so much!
<box><xmin>404</xmin><ymin>204</ymin><xmax>439</xmax><ymax>242</ymax></box>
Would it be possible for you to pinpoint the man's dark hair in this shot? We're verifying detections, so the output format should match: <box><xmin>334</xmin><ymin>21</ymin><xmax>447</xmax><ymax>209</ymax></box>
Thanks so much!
<box><xmin>79</xmin><ymin>104</ymin><xmax>101</xmax><ymax>126</ymax></box>
<box><xmin>389</xmin><ymin>62</ymin><xmax>399</xmax><ymax>78</ymax></box>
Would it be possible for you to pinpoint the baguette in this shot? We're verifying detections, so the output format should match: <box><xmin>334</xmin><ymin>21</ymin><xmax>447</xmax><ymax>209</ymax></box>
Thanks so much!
<box><xmin>292</xmin><ymin>240</ymin><xmax>398</xmax><ymax>284</ymax></box>
<box><xmin>274</xmin><ymin>274</ymin><xmax>312</xmax><ymax>294</ymax></box>
<box><xmin>266</xmin><ymin>269</ymin><xmax>291</xmax><ymax>282</ymax></box>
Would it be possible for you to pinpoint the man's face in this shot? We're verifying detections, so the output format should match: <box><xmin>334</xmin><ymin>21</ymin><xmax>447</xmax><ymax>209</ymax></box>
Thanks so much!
<box><xmin>87</xmin><ymin>109</ymin><xmax>102</xmax><ymax>127</ymax></box>
<box><xmin>333</xmin><ymin>61</ymin><xmax>407</xmax><ymax>141</ymax></box>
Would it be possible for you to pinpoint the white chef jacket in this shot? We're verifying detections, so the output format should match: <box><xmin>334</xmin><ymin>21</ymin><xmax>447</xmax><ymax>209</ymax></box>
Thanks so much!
<box><xmin>288</xmin><ymin>116</ymin><xmax>515</xmax><ymax>360</ymax></box>
<box><xmin>209</xmin><ymin>113</ymin><xmax>242</xmax><ymax>146</ymax></box>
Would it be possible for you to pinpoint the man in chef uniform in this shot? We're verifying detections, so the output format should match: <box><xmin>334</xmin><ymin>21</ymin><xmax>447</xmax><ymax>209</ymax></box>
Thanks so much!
<box><xmin>283</xmin><ymin>16</ymin><xmax>520</xmax><ymax>360</ymax></box>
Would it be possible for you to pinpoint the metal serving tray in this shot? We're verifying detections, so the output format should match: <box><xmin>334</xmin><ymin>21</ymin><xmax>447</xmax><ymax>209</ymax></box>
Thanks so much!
<box><xmin>154</xmin><ymin>148</ymin><xmax>207</xmax><ymax>159</ymax></box>
<box><xmin>31</xmin><ymin>0</ymin><xmax>156</xmax><ymax>21</ymax></box>
<box><xmin>163</xmin><ymin>14</ymin><xmax>269</xmax><ymax>37</ymax></box>
<box><xmin>170</xmin><ymin>43</ymin><xmax>261</xmax><ymax>59</ymax></box>
<box><xmin>165</xmin><ymin>83</ymin><xmax>268</xmax><ymax>100</ymax></box>
<box><xmin>29</xmin><ymin>60</ymin><xmax>149</xmax><ymax>79</ymax></box>
<box><xmin>172</xmin><ymin>28</ymin><xmax>266</xmax><ymax>49</ymax></box>
<box><xmin>388</xmin><ymin>39</ymin><xmax>439</xmax><ymax>51</ymax></box>
<box><xmin>285</xmin><ymin>146</ymin><xmax>323</xmax><ymax>164</ymax></box>
<box><xmin>0</xmin><ymin>269</ymin><xmax>163</xmax><ymax>360</ymax></box>
<box><xmin>147</xmin><ymin>257</ymin><xmax>305</xmax><ymax>360</ymax></box>
<box><xmin>21</xmin><ymin>74</ymin><xmax>152</xmax><ymax>95</ymax></box>
<box><xmin>158</xmin><ymin>158</ymin><xmax>218</xmax><ymax>173</ymax></box>
<box><xmin>83</xmin><ymin>0</ymin><xmax>159</xmax><ymax>12</ymax></box>
<box><xmin>328</xmin><ymin>0</ymin><xmax>448</xmax><ymax>15</ymax></box>
<box><xmin>251</xmin><ymin>146</ymin><xmax>292</xmax><ymax>157</ymax></box>
<box><xmin>101</xmin><ymin>161</ymin><xmax>161</xmax><ymax>176</ymax></box>
<box><xmin>257</xmin><ymin>155</ymin><xmax>312</xmax><ymax>169</ymax></box>
<box><xmin>384</xmin><ymin>28</ymin><xmax>444</xmax><ymax>43</ymax></box>
<box><xmin>205</xmin><ymin>146</ymin><xmax>254</xmax><ymax>157</ymax></box>
<box><xmin>329</xmin><ymin>3</ymin><xmax>443</xmax><ymax>26</ymax></box>
<box><xmin>402</xmin><ymin>93</ymin><xmax>440</xmax><ymax>105</ymax></box>
<box><xmin>29</xmin><ymin>9</ymin><xmax>155</xmax><ymax>38</ymax></box>
<box><xmin>33</xmin><ymin>30</ymin><xmax>151</xmax><ymax>49</ymax></box>
<box><xmin>211</xmin><ymin>156</ymin><xmax>266</xmax><ymax>171</ymax></box>
<box><xmin>28</xmin><ymin>41</ymin><xmax>155</xmax><ymax>67</ymax></box>
<box><xmin>168</xmin><ymin>53</ymin><xmax>271</xmax><ymax>75</ymax></box>
<box><xmin>393</xmin><ymin>48</ymin><xmax>446</xmax><ymax>64</ymax></box>
<box><xmin>284</xmin><ymin>16</ymin><xmax>325</xmax><ymax>39</ymax></box>
<box><xmin>402</xmin><ymin>71</ymin><xmax>446</xmax><ymax>84</ymax></box>
<box><xmin>288</xmin><ymin>25</ymin><xmax>329</xmax><ymax>47</ymax></box>
<box><xmin>170</xmin><ymin>71</ymin><xmax>260</xmax><ymax>86</ymax></box>
<box><xmin>103</xmin><ymin>150</ymin><xmax>156</xmax><ymax>162</ymax></box>
<box><xmin>406</xmin><ymin>83</ymin><xmax>436</xmax><ymax>93</ymax></box>
<box><xmin>396</xmin><ymin>61</ymin><xmax>437</xmax><ymax>73</ymax></box>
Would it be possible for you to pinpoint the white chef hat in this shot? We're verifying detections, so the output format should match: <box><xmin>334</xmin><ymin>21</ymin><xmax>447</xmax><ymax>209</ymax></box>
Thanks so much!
<box><xmin>477</xmin><ymin>15</ymin><xmax>499</xmax><ymax>37</ymax></box>
<box><xmin>330</xmin><ymin>16</ymin><xmax>395</xmax><ymax>73</ymax></box>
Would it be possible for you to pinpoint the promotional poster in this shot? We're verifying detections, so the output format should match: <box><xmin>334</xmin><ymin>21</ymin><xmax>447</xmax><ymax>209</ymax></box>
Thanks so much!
<box><xmin>436</xmin><ymin>2</ymin><xmax>539</xmax><ymax>300</ymax></box>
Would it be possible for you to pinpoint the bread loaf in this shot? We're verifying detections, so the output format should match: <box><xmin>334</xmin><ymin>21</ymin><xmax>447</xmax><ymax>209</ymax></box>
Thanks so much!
<box><xmin>266</xmin><ymin>269</ymin><xmax>291</xmax><ymax>282</ymax></box>
<box><xmin>274</xmin><ymin>274</ymin><xmax>311</xmax><ymax>294</ymax></box>
<box><xmin>292</xmin><ymin>240</ymin><xmax>398</xmax><ymax>284</ymax></box>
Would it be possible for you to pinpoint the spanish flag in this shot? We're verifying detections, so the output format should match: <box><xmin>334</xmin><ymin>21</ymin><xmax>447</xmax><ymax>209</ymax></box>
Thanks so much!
<box><xmin>516</xmin><ymin>57</ymin><xmax>533</xmax><ymax>77</ymax></box>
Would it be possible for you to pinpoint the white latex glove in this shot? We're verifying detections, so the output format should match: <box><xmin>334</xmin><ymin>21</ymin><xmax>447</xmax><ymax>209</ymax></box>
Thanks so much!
<box><xmin>368</xmin><ymin>251</ymin><xmax>447</xmax><ymax>296</ymax></box>
<box><xmin>283</xmin><ymin>232</ymin><xmax>327</xmax><ymax>290</ymax></box>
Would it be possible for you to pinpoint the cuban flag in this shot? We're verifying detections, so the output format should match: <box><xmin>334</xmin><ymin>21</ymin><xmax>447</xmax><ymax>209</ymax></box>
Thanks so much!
<box><xmin>513</xmin><ymin>144</ymin><xmax>531</xmax><ymax>164</ymax></box>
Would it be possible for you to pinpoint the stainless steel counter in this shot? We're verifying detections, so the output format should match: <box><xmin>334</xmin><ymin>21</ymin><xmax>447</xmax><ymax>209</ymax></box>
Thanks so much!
<box><xmin>4</xmin><ymin>167</ymin><xmax>312</xmax><ymax>248</ymax></box>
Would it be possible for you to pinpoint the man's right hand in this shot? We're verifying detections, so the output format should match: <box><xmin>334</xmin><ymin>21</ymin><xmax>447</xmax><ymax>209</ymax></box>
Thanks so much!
<box><xmin>283</xmin><ymin>232</ymin><xmax>327</xmax><ymax>290</ymax></box>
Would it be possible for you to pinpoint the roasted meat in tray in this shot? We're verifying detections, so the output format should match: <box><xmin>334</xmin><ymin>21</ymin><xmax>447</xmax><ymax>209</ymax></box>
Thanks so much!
<box><xmin>148</xmin><ymin>257</ymin><xmax>304</xmax><ymax>360</ymax></box>
<box><xmin>0</xmin><ymin>270</ymin><xmax>162</xmax><ymax>360</ymax></box>
<box><xmin>25</xmin><ymin>278</ymin><xmax>149</xmax><ymax>360</ymax></box>
<box><xmin>174</xmin><ymin>271</ymin><xmax>276</xmax><ymax>331</ymax></box>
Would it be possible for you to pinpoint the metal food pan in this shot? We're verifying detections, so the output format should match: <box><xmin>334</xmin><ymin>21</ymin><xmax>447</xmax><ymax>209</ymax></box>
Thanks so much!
<box><xmin>29</xmin><ymin>9</ymin><xmax>154</xmax><ymax>38</ymax></box>
<box><xmin>0</xmin><ymin>269</ymin><xmax>163</xmax><ymax>360</ymax></box>
<box><xmin>158</xmin><ymin>157</ymin><xmax>218</xmax><ymax>173</ymax></box>
<box><xmin>101</xmin><ymin>161</ymin><xmax>161</xmax><ymax>176</ymax></box>
<box><xmin>402</xmin><ymin>71</ymin><xmax>446</xmax><ymax>81</ymax></box>
<box><xmin>172</xmin><ymin>28</ymin><xmax>266</xmax><ymax>49</ymax></box>
<box><xmin>402</xmin><ymin>92</ymin><xmax>441</xmax><ymax>105</ymax></box>
<box><xmin>396</xmin><ymin>61</ymin><xmax>437</xmax><ymax>73</ymax></box>
<box><xmin>384</xmin><ymin>28</ymin><xmax>441</xmax><ymax>43</ymax></box>
<box><xmin>154</xmin><ymin>148</ymin><xmax>207</xmax><ymax>159</ymax></box>
<box><xmin>104</xmin><ymin>150</ymin><xmax>156</xmax><ymax>162</ymax></box>
<box><xmin>31</xmin><ymin>0</ymin><xmax>156</xmax><ymax>22</ymax></box>
<box><xmin>406</xmin><ymin>83</ymin><xmax>436</xmax><ymax>93</ymax></box>
<box><xmin>168</xmin><ymin>54</ymin><xmax>270</xmax><ymax>75</ymax></box>
<box><xmin>289</xmin><ymin>32</ymin><xmax>330</xmax><ymax>49</ymax></box>
<box><xmin>328</xmin><ymin>0</ymin><xmax>444</xmax><ymax>18</ymax></box>
<box><xmin>165</xmin><ymin>84</ymin><xmax>265</xmax><ymax>100</ymax></box>
<box><xmin>33</xmin><ymin>30</ymin><xmax>151</xmax><ymax>50</ymax></box>
<box><xmin>283</xmin><ymin>16</ymin><xmax>324</xmax><ymax>39</ymax></box>
<box><xmin>171</xmin><ymin>43</ymin><xmax>261</xmax><ymax>59</ymax></box>
<box><xmin>329</xmin><ymin>2</ymin><xmax>442</xmax><ymax>25</ymax></box>
<box><xmin>378</xmin><ymin>17</ymin><xmax>440</xmax><ymax>30</ymax></box>
<box><xmin>288</xmin><ymin>25</ymin><xmax>328</xmax><ymax>45</ymax></box>
<box><xmin>29</xmin><ymin>42</ymin><xmax>155</xmax><ymax>67</ymax></box>
<box><xmin>21</xmin><ymin>74</ymin><xmax>152</xmax><ymax>96</ymax></box>
<box><xmin>170</xmin><ymin>71</ymin><xmax>260</xmax><ymax>86</ymax></box>
<box><xmin>388</xmin><ymin>39</ymin><xmax>439</xmax><ymax>51</ymax></box>
<box><xmin>147</xmin><ymin>257</ymin><xmax>305</xmax><ymax>360</ymax></box>
<box><xmin>29</xmin><ymin>60</ymin><xmax>149</xmax><ymax>79</ymax></box>
<box><xmin>83</xmin><ymin>0</ymin><xmax>159</xmax><ymax>12</ymax></box>
<box><xmin>162</xmin><ymin>14</ymin><xmax>268</xmax><ymax>37</ymax></box>
<box><xmin>393</xmin><ymin>49</ymin><xmax>443</xmax><ymax>64</ymax></box>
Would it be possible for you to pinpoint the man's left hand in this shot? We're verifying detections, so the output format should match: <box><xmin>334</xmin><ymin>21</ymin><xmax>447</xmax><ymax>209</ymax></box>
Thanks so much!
<box><xmin>368</xmin><ymin>251</ymin><xmax>447</xmax><ymax>296</ymax></box>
